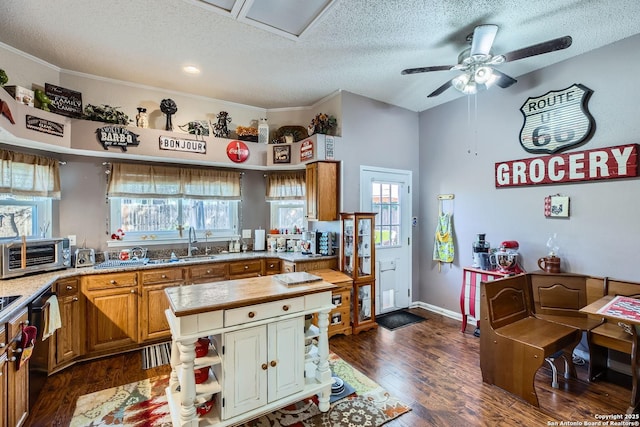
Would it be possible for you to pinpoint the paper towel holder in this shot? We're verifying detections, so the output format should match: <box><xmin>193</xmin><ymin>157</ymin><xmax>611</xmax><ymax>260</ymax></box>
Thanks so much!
<box><xmin>254</xmin><ymin>229</ymin><xmax>266</xmax><ymax>251</ymax></box>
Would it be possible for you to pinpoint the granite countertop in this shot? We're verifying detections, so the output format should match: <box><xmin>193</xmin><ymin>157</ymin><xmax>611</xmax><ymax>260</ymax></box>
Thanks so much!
<box><xmin>0</xmin><ymin>251</ymin><xmax>337</xmax><ymax>323</ymax></box>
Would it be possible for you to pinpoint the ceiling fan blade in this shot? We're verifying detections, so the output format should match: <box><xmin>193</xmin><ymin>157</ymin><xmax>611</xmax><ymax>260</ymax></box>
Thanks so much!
<box><xmin>401</xmin><ymin>65</ymin><xmax>455</xmax><ymax>75</ymax></box>
<box><xmin>491</xmin><ymin>69</ymin><xmax>517</xmax><ymax>88</ymax></box>
<box><xmin>470</xmin><ymin>24</ymin><xmax>498</xmax><ymax>56</ymax></box>
<box><xmin>502</xmin><ymin>36</ymin><xmax>573</xmax><ymax>62</ymax></box>
<box><xmin>427</xmin><ymin>79</ymin><xmax>454</xmax><ymax>97</ymax></box>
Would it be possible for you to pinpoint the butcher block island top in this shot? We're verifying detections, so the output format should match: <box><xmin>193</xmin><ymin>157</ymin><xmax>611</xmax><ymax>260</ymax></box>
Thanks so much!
<box><xmin>165</xmin><ymin>272</ymin><xmax>337</xmax><ymax>317</ymax></box>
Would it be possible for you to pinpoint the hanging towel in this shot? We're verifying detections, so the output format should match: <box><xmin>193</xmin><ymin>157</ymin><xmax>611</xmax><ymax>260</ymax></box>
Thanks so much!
<box><xmin>42</xmin><ymin>295</ymin><xmax>62</xmax><ymax>341</ymax></box>
<box><xmin>433</xmin><ymin>212</ymin><xmax>455</xmax><ymax>268</ymax></box>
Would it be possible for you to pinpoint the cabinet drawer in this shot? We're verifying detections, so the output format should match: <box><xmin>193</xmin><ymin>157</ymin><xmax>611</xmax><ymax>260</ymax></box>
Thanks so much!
<box><xmin>331</xmin><ymin>290</ymin><xmax>350</xmax><ymax>309</ymax></box>
<box><xmin>57</xmin><ymin>278</ymin><xmax>79</xmax><ymax>296</ymax></box>
<box><xmin>84</xmin><ymin>272</ymin><xmax>138</xmax><ymax>290</ymax></box>
<box><xmin>190</xmin><ymin>263</ymin><xmax>228</xmax><ymax>283</ymax></box>
<box><xmin>264</xmin><ymin>259</ymin><xmax>282</xmax><ymax>275</ymax></box>
<box><xmin>142</xmin><ymin>268</ymin><xmax>186</xmax><ymax>285</ymax></box>
<box><xmin>228</xmin><ymin>260</ymin><xmax>263</xmax><ymax>277</ymax></box>
<box><xmin>7</xmin><ymin>308</ymin><xmax>28</xmax><ymax>339</ymax></box>
<box><xmin>225</xmin><ymin>297</ymin><xmax>304</xmax><ymax>327</ymax></box>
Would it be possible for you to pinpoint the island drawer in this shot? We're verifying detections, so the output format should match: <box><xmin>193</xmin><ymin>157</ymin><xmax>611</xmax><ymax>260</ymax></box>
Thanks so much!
<box><xmin>225</xmin><ymin>296</ymin><xmax>304</xmax><ymax>327</ymax></box>
<box><xmin>142</xmin><ymin>268</ymin><xmax>187</xmax><ymax>285</ymax></box>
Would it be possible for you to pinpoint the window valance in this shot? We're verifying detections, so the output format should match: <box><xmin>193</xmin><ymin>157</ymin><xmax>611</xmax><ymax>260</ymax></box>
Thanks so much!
<box><xmin>0</xmin><ymin>149</ymin><xmax>61</xmax><ymax>199</ymax></box>
<box><xmin>107</xmin><ymin>163</ymin><xmax>241</xmax><ymax>199</ymax></box>
<box><xmin>266</xmin><ymin>171</ymin><xmax>305</xmax><ymax>201</ymax></box>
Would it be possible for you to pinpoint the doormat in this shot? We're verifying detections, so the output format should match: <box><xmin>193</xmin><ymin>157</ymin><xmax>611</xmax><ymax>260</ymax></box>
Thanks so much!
<box><xmin>70</xmin><ymin>352</ymin><xmax>411</xmax><ymax>427</ymax></box>
<box><xmin>141</xmin><ymin>342</ymin><xmax>171</xmax><ymax>370</ymax></box>
<box><xmin>376</xmin><ymin>310</ymin><xmax>427</xmax><ymax>330</ymax></box>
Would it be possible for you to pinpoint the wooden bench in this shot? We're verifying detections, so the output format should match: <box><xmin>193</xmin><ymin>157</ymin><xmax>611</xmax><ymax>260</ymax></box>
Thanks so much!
<box><xmin>480</xmin><ymin>274</ymin><xmax>582</xmax><ymax>407</ymax></box>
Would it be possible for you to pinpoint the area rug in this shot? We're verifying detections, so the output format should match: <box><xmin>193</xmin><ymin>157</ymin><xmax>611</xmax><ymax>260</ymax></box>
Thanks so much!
<box><xmin>70</xmin><ymin>353</ymin><xmax>410</xmax><ymax>427</ymax></box>
<box><xmin>376</xmin><ymin>310</ymin><xmax>427</xmax><ymax>330</ymax></box>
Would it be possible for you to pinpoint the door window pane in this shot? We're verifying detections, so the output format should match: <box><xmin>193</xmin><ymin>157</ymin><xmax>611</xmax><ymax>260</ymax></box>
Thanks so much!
<box><xmin>372</xmin><ymin>181</ymin><xmax>401</xmax><ymax>248</ymax></box>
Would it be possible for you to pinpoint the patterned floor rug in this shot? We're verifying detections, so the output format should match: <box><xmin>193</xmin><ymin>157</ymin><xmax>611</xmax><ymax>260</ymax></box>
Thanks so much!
<box><xmin>70</xmin><ymin>352</ymin><xmax>410</xmax><ymax>427</ymax></box>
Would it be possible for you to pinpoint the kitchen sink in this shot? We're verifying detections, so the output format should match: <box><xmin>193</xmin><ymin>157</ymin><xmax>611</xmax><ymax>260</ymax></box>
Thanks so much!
<box><xmin>0</xmin><ymin>295</ymin><xmax>21</xmax><ymax>313</ymax></box>
<box><xmin>147</xmin><ymin>255</ymin><xmax>217</xmax><ymax>264</ymax></box>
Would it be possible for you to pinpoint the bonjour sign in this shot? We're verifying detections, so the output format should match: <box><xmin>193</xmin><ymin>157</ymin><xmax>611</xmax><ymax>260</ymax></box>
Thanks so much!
<box><xmin>495</xmin><ymin>143</ymin><xmax>638</xmax><ymax>187</ymax></box>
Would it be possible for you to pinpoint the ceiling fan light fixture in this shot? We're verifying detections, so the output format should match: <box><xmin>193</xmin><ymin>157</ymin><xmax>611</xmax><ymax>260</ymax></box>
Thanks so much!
<box><xmin>452</xmin><ymin>73</ymin><xmax>477</xmax><ymax>95</ymax></box>
<box><xmin>474</xmin><ymin>66</ymin><xmax>493</xmax><ymax>85</ymax></box>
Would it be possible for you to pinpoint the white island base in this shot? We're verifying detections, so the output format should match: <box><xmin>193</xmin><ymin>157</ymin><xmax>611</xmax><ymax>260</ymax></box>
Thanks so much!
<box><xmin>163</xmin><ymin>275</ymin><xmax>337</xmax><ymax>426</ymax></box>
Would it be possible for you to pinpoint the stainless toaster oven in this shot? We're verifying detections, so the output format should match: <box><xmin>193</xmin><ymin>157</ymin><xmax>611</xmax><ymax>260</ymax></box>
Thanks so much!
<box><xmin>0</xmin><ymin>237</ymin><xmax>71</xmax><ymax>279</ymax></box>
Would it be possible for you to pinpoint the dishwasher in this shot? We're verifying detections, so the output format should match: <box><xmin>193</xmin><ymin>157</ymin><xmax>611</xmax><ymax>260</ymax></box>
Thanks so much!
<box><xmin>28</xmin><ymin>286</ymin><xmax>56</xmax><ymax>409</ymax></box>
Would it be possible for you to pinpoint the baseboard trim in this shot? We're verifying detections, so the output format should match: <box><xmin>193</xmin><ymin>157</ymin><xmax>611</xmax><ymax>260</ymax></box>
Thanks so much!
<box><xmin>409</xmin><ymin>301</ymin><xmax>465</xmax><ymax>323</ymax></box>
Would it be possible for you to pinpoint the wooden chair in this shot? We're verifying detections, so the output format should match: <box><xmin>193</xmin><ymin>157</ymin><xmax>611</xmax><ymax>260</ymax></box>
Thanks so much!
<box><xmin>528</xmin><ymin>273</ymin><xmax>605</xmax><ymax>387</ymax></box>
<box><xmin>480</xmin><ymin>274</ymin><xmax>582</xmax><ymax>407</ymax></box>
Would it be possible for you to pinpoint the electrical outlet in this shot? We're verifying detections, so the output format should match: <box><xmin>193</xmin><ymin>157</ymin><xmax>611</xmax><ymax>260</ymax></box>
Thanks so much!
<box><xmin>68</xmin><ymin>235</ymin><xmax>77</xmax><ymax>246</ymax></box>
<box><xmin>242</xmin><ymin>229</ymin><xmax>252</xmax><ymax>239</ymax></box>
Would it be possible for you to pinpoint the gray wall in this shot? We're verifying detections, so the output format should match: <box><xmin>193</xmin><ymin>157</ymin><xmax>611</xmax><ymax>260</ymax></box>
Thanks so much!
<box><xmin>418</xmin><ymin>33</ymin><xmax>640</xmax><ymax>313</ymax></box>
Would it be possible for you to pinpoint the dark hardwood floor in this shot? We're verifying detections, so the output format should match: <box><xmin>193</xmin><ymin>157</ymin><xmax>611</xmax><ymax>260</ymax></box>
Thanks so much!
<box><xmin>25</xmin><ymin>308</ymin><xmax>630</xmax><ymax>426</ymax></box>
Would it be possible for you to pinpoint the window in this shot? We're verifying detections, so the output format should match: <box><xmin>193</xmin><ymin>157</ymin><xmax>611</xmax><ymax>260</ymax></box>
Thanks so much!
<box><xmin>269</xmin><ymin>200</ymin><xmax>304</xmax><ymax>231</ymax></box>
<box><xmin>110</xmin><ymin>197</ymin><xmax>238</xmax><ymax>239</ymax></box>
<box><xmin>107</xmin><ymin>163</ymin><xmax>241</xmax><ymax>242</ymax></box>
<box><xmin>0</xmin><ymin>196</ymin><xmax>52</xmax><ymax>238</ymax></box>
<box><xmin>265</xmin><ymin>171</ymin><xmax>305</xmax><ymax>232</ymax></box>
<box><xmin>372</xmin><ymin>182</ymin><xmax>401</xmax><ymax>247</ymax></box>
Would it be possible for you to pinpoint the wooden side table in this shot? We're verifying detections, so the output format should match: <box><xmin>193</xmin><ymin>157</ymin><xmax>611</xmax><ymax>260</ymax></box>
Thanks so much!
<box><xmin>309</xmin><ymin>269</ymin><xmax>353</xmax><ymax>338</ymax></box>
<box><xmin>460</xmin><ymin>267</ymin><xmax>509</xmax><ymax>335</ymax></box>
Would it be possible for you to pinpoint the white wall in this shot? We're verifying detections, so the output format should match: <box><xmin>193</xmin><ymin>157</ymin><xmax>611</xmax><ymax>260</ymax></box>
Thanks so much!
<box><xmin>419</xmin><ymin>33</ymin><xmax>640</xmax><ymax>313</ymax></box>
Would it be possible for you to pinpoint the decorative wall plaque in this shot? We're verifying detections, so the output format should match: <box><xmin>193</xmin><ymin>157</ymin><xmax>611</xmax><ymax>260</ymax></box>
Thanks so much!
<box><xmin>96</xmin><ymin>126</ymin><xmax>140</xmax><ymax>151</ymax></box>
<box><xmin>26</xmin><ymin>115</ymin><xmax>64</xmax><ymax>137</ymax></box>
<box><xmin>300</xmin><ymin>139</ymin><xmax>313</xmax><ymax>161</ymax></box>
<box><xmin>495</xmin><ymin>143</ymin><xmax>638</xmax><ymax>188</ymax></box>
<box><xmin>159</xmin><ymin>136</ymin><xmax>206</xmax><ymax>154</ymax></box>
<box><xmin>519</xmin><ymin>84</ymin><xmax>594</xmax><ymax>154</ymax></box>
<box><xmin>44</xmin><ymin>83</ymin><xmax>83</xmax><ymax>118</ymax></box>
<box><xmin>226</xmin><ymin>140</ymin><xmax>249</xmax><ymax>163</ymax></box>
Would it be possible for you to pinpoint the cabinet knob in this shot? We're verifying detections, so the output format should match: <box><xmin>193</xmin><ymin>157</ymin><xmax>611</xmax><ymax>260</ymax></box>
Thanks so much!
<box><xmin>0</xmin><ymin>343</ymin><xmax>4</xmax><ymax>348</ymax></box>
<box><xmin>130</xmin><ymin>289</ymin><xmax>136</xmax><ymax>294</ymax></box>
<box><xmin>206</xmin><ymin>270</ymin><xmax>211</xmax><ymax>274</ymax></box>
<box><xmin>110</xmin><ymin>280</ymin><xmax>116</xmax><ymax>284</ymax></box>
<box><xmin>244</xmin><ymin>265</ymin><xmax>249</xmax><ymax>269</ymax></box>
<box><xmin>248</xmin><ymin>311</ymin><xmax>256</xmax><ymax>318</ymax></box>
<box><xmin>8</xmin><ymin>356</ymin><xmax>15</xmax><ymax>362</ymax></box>
<box><xmin>270</xmin><ymin>360</ymin><xmax>277</xmax><ymax>367</ymax></box>
<box><xmin>269</xmin><ymin>264</ymin><xmax>274</xmax><ymax>268</ymax></box>
<box><xmin>23</xmin><ymin>320</ymin><xmax>29</xmax><ymax>326</ymax></box>
<box><xmin>161</xmin><ymin>274</ymin><xmax>167</xmax><ymax>279</ymax></box>
<box><xmin>282</xmin><ymin>305</ymin><xmax>290</xmax><ymax>312</ymax></box>
<box><xmin>261</xmin><ymin>363</ymin><xmax>268</xmax><ymax>370</ymax></box>
<box><xmin>66</xmin><ymin>285</ymin><xmax>73</xmax><ymax>290</ymax></box>
<box><xmin>73</xmin><ymin>297</ymin><xmax>79</xmax><ymax>302</ymax></box>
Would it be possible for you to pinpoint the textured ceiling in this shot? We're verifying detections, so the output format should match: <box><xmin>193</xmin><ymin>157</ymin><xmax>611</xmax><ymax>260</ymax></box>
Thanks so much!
<box><xmin>1</xmin><ymin>0</ymin><xmax>639</xmax><ymax>112</ymax></box>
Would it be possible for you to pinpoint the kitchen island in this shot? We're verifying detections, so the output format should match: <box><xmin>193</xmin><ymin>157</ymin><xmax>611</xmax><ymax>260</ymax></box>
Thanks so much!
<box><xmin>164</xmin><ymin>273</ymin><xmax>337</xmax><ymax>427</ymax></box>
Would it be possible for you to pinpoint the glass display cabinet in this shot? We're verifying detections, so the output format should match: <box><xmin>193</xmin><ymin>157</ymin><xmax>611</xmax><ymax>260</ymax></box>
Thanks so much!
<box><xmin>340</xmin><ymin>212</ymin><xmax>377</xmax><ymax>334</ymax></box>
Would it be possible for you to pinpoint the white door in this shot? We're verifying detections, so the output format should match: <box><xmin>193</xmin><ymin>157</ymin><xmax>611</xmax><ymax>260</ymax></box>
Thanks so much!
<box><xmin>360</xmin><ymin>166</ymin><xmax>412</xmax><ymax>315</ymax></box>
<box><xmin>268</xmin><ymin>317</ymin><xmax>305</xmax><ymax>401</ymax></box>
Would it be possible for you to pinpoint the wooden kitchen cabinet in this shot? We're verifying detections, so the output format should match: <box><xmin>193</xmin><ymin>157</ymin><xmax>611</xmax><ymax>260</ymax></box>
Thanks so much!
<box><xmin>282</xmin><ymin>258</ymin><xmax>338</xmax><ymax>273</ymax></box>
<box><xmin>264</xmin><ymin>258</ymin><xmax>282</xmax><ymax>275</ymax></box>
<box><xmin>305</xmin><ymin>161</ymin><xmax>340</xmax><ymax>221</ymax></box>
<box><xmin>54</xmin><ymin>277</ymin><xmax>82</xmax><ymax>369</ymax></box>
<box><xmin>228</xmin><ymin>259</ymin><xmax>263</xmax><ymax>279</ymax></box>
<box><xmin>0</xmin><ymin>354</ymin><xmax>6</xmax><ymax>427</ymax></box>
<box><xmin>189</xmin><ymin>262</ymin><xmax>228</xmax><ymax>284</ymax></box>
<box><xmin>7</xmin><ymin>308</ymin><xmax>29</xmax><ymax>427</ymax></box>
<box><xmin>82</xmin><ymin>273</ymin><xmax>139</xmax><ymax>354</ymax></box>
<box><xmin>309</xmin><ymin>269</ymin><xmax>353</xmax><ymax>338</ymax></box>
<box><xmin>140</xmin><ymin>267</ymin><xmax>187</xmax><ymax>341</ymax></box>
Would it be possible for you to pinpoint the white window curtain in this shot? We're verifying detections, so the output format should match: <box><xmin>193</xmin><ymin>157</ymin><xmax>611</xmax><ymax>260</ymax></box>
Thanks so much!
<box><xmin>266</xmin><ymin>171</ymin><xmax>305</xmax><ymax>201</ymax></box>
<box><xmin>0</xmin><ymin>149</ymin><xmax>61</xmax><ymax>199</ymax></box>
<box><xmin>107</xmin><ymin>163</ymin><xmax>241</xmax><ymax>200</ymax></box>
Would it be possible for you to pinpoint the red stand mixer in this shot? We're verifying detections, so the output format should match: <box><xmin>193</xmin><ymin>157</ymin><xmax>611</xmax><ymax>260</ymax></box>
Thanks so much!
<box><xmin>492</xmin><ymin>240</ymin><xmax>525</xmax><ymax>274</ymax></box>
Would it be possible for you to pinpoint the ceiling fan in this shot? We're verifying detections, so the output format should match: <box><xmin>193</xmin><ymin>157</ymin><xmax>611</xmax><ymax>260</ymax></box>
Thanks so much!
<box><xmin>401</xmin><ymin>25</ymin><xmax>572</xmax><ymax>97</ymax></box>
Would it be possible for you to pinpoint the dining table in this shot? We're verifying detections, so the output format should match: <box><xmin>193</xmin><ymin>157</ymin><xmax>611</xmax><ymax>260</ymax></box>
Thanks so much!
<box><xmin>581</xmin><ymin>295</ymin><xmax>640</xmax><ymax>414</ymax></box>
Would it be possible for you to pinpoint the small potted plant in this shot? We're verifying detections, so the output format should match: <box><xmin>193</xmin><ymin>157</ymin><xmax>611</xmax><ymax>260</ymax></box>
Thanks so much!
<box><xmin>308</xmin><ymin>113</ymin><xmax>337</xmax><ymax>136</ymax></box>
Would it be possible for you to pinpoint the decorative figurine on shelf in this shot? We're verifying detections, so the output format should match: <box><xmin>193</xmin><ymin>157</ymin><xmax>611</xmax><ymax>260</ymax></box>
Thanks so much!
<box><xmin>135</xmin><ymin>107</ymin><xmax>148</xmax><ymax>128</ymax></box>
<box><xmin>258</xmin><ymin>118</ymin><xmax>269</xmax><ymax>144</ymax></box>
<box><xmin>308</xmin><ymin>113</ymin><xmax>337</xmax><ymax>136</ymax></box>
<box><xmin>160</xmin><ymin>98</ymin><xmax>177</xmax><ymax>131</ymax></box>
<box><xmin>0</xmin><ymin>69</ymin><xmax>8</xmax><ymax>86</ymax></box>
<box><xmin>178</xmin><ymin>120</ymin><xmax>209</xmax><ymax>139</ymax></box>
<box><xmin>34</xmin><ymin>89</ymin><xmax>52</xmax><ymax>112</ymax></box>
<box><xmin>83</xmin><ymin>104</ymin><xmax>131</xmax><ymax>125</ymax></box>
<box><xmin>213</xmin><ymin>111</ymin><xmax>231</xmax><ymax>138</ymax></box>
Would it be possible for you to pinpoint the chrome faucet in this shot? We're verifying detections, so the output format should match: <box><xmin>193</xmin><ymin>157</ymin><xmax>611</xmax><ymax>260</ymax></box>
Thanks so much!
<box><xmin>188</xmin><ymin>227</ymin><xmax>198</xmax><ymax>257</ymax></box>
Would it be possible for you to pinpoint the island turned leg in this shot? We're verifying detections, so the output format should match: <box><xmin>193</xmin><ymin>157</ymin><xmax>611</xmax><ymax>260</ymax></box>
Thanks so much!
<box><xmin>177</xmin><ymin>339</ymin><xmax>198</xmax><ymax>426</ymax></box>
<box><xmin>316</xmin><ymin>308</ymin><xmax>332</xmax><ymax>412</ymax></box>
<box><xmin>169</xmin><ymin>339</ymin><xmax>180</xmax><ymax>391</ymax></box>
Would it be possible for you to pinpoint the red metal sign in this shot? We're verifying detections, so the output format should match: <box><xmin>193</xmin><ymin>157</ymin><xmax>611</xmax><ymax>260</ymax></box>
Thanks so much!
<box><xmin>495</xmin><ymin>144</ymin><xmax>638</xmax><ymax>187</ymax></box>
<box><xmin>226</xmin><ymin>140</ymin><xmax>249</xmax><ymax>163</ymax></box>
<box><xmin>300</xmin><ymin>139</ymin><xmax>314</xmax><ymax>161</ymax></box>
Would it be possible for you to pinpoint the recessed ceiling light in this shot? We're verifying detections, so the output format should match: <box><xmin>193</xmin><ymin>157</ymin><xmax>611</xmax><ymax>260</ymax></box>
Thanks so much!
<box><xmin>183</xmin><ymin>65</ymin><xmax>201</xmax><ymax>75</ymax></box>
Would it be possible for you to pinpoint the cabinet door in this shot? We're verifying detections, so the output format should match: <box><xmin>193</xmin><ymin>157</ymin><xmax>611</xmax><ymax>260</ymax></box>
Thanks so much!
<box><xmin>56</xmin><ymin>293</ymin><xmax>82</xmax><ymax>366</ymax></box>
<box><xmin>267</xmin><ymin>317</ymin><xmax>304</xmax><ymax>401</ymax></box>
<box><xmin>305</xmin><ymin>162</ymin><xmax>318</xmax><ymax>220</ymax></box>
<box><xmin>223</xmin><ymin>325</ymin><xmax>268</xmax><ymax>419</ymax></box>
<box><xmin>0</xmin><ymin>355</ymin><xmax>7</xmax><ymax>427</ymax></box>
<box><xmin>140</xmin><ymin>283</ymin><xmax>173</xmax><ymax>342</ymax></box>
<box><xmin>306</xmin><ymin>161</ymin><xmax>339</xmax><ymax>221</ymax></box>
<box><xmin>86</xmin><ymin>288</ymin><xmax>138</xmax><ymax>353</ymax></box>
<box><xmin>7</xmin><ymin>309</ymin><xmax>29</xmax><ymax>427</ymax></box>
<box><xmin>353</xmin><ymin>282</ymin><xmax>376</xmax><ymax>334</ymax></box>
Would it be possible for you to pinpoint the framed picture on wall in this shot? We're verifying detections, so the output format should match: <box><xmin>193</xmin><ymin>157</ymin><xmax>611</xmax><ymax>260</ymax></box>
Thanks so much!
<box><xmin>544</xmin><ymin>195</ymin><xmax>570</xmax><ymax>218</ymax></box>
<box><xmin>273</xmin><ymin>145</ymin><xmax>291</xmax><ymax>164</ymax></box>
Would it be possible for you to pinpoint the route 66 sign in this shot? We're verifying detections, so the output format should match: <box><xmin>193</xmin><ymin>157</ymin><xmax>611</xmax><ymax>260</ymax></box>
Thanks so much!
<box><xmin>519</xmin><ymin>84</ymin><xmax>594</xmax><ymax>154</ymax></box>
